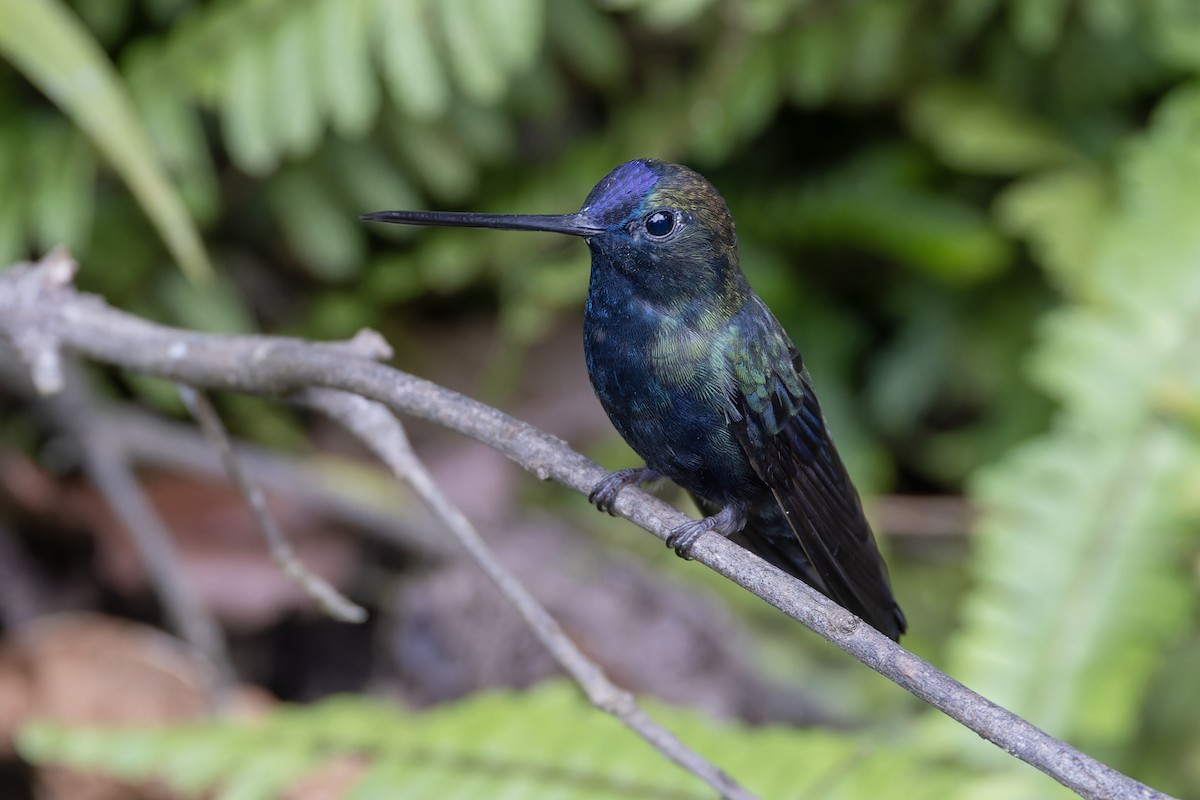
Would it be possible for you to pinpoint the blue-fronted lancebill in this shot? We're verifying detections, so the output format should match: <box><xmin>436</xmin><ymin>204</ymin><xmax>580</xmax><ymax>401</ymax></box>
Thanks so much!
<box><xmin>362</xmin><ymin>159</ymin><xmax>907</xmax><ymax>641</ymax></box>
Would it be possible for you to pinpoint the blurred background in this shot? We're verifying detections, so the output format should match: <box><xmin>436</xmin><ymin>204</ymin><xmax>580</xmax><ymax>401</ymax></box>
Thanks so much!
<box><xmin>1</xmin><ymin>0</ymin><xmax>1199</xmax><ymax>797</ymax></box>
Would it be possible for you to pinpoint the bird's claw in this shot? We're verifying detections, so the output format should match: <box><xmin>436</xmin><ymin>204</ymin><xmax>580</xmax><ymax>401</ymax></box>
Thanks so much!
<box><xmin>588</xmin><ymin>467</ymin><xmax>659</xmax><ymax>515</ymax></box>
<box><xmin>665</xmin><ymin>520</ymin><xmax>709</xmax><ymax>558</ymax></box>
<box><xmin>665</xmin><ymin>502</ymin><xmax>748</xmax><ymax>559</ymax></box>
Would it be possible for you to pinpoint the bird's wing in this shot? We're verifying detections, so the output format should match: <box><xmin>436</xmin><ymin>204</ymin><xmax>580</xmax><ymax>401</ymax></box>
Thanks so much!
<box><xmin>723</xmin><ymin>306</ymin><xmax>905</xmax><ymax>639</ymax></box>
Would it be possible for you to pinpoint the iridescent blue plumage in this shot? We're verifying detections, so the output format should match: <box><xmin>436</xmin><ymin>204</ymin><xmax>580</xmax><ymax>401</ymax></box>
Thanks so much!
<box><xmin>363</xmin><ymin>159</ymin><xmax>906</xmax><ymax>640</ymax></box>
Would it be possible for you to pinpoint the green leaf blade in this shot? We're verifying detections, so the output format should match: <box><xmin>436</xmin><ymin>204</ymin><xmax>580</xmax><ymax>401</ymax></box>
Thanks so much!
<box><xmin>0</xmin><ymin>0</ymin><xmax>213</xmax><ymax>281</ymax></box>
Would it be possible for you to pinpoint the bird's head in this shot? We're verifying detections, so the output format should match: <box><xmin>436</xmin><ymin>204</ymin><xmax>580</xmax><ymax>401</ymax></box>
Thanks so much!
<box><xmin>361</xmin><ymin>159</ymin><xmax>742</xmax><ymax>303</ymax></box>
<box><xmin>576</xmin><ymin>160</ymin><xmax>740</xmax><ymax>300</ymax></box>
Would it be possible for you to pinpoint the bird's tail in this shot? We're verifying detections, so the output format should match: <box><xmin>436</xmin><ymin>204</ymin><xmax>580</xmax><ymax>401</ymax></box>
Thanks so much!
<box><xmin>721</xmin><ymin>501</ymin><xmax>906</xmax><ymax>641</ymax></box>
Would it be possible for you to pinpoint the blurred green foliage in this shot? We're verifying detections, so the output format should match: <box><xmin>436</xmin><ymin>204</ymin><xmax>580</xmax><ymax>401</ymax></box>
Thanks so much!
<box><xmin>3</xmin><ymin>0</ymin><xmax>1200</xmax><ymax>797</ymax></box>
<box><xmin>18</xmin><ymin>682</ymin><xmax>976</xmax><ymax>799</ymax></box>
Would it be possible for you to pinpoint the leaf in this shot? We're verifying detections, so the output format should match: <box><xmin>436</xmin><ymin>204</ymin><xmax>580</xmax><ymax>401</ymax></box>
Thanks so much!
<box><xmin>732</xmin><ymin>148</ymin><xmax>1011</xmax><ymax>284</ymax></box>
<box><xmin>16</xmin><ymin>682</ymin><xmax>980</xmax><ymax>799</ymax></box>
<box><xmin>72</xmin><ymin>0</ymin><xmax>133</xmax><ymax>47</ymax></box>
<box><xmin>838</xmin><ymin>0</ymin><xmax>915</xmax><ymax>104</ymax></box>
<box><xmin>0</xmin><ymin>0</ymin><xmax>213</xmax><ymax>280</ymax></box>
<box><xmin>156</xmin><ymin>271</ymin><xmax>257</xmax><ymax>334</ymax></box>
<box><xmin>313</xmin><ymin>0</ymin><xmax>381</xmax><ymax>138</ymax></box>
<box><xmin>28</xmin><ymin>123</ymin><xmax>95</xmax><ymax>253</ymax></box>
<box><xmin>1081</xmin><ymin>0</ymin><xmax>1134</xmax><ymax>37</ymax></box>
<box><xmin>635</xmin><ymin>0</ymin><xmax>719</xmax><ymax>29</ymax></box>
<box><xmin>691</xmin><ymin>40</ymin><xmax>782</xmax><ymax>162</ymax></box>
<box><xmin>450</xmin><ymin>103</ymin><xmax>517</xmax><ymax>164</ymax></box>
<box><xmin>374</xmin><ymin>0</ymin><xmax>451</xmax><ymax>119</ymax></box>
<box><xmin>217</xmin><ymin>746</ymin><xmax>320</xmax><ymax>800</ymax></box>
<box><xmin>1149</xmin><ymin>0</ymin><xmax>1200</xmax><ymax>73</ymax></box>
<box><xmin>439</xmin><ymin>0</ymin><xmax>508</xmax><ymax>104</ymax></box>
<box><xmin>786</xmin><ymin>14</ymin><xmax>844</xmax><ymax>106</ymax></box>
<box><xmin>907</xmin><ymin>82</ymin><xmax>1078</xmax><ymax>175</ymax></box>
<box><xmin>478</xmin><ymin>0</ymin><xmax>544</xmax><ymax>74</ymax></box>
<box><xmin>220</xmin><ymin>36</ymin><xmax>277</xmax><ymax>175</ymax></box>
<box><xmin>268</xmin><ymin>166</ymin><xmax>366</xmax><ymax>281</ymax></box>
<box><xmin>159</xmin><ymin>727</ymin><xmax>262</xmax><ymax>795</ymax></box>
<box><xmin>329</xmin><ymin>140</ymin><xmax>420</xmax><ymax>215</ymax></box>
<box><xmin>269</xmin><ymin>7</ymin><xmax>323</xmax><ymax>159</ymax></box>
<box><xmin>125</xmin><ymin>46</ymin><xmax>220</xmax><ymax>222</ymax></box>
<box><xmin>394</xmin><ymin>123</ymin><xmax>477</xmax><ymax>202</ymax></box>
<box><xmin>994</xmin><ymin>168</ymin><xmax>1111</xmax><ymax>299</ymax></box>
<box><xmin>944</xmin><ymin>84</ymin><xmax>1200</xmax><ymax>756</ymax></box>
<box><xmin>945</xmin><ymin>0</ymin><xmax>1001</xmax><ymax>38</ymax></box>
<box><xmin>0</xmin><ymin>132</ymin><xmax>25</xmax><ymax>265</ymax></box>
<box><xmin>547</xmin><ymin>0</ymin><xmax>629</xmax><ymax>89</ymax></box>
<box><xmin>1008</xmin><ymin>0</ymin><xmax>1070</xmax><ymax>53</ymax></box>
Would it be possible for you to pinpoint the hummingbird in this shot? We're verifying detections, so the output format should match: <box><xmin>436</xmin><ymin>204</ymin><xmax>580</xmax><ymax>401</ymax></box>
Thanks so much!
<box><xmin>363</xmin><ymin>159</ymin><xmax>906</xmax><ymax>640</ymax></box>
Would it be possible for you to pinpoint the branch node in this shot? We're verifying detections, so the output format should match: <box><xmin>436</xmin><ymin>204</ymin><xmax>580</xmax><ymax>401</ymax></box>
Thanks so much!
<box><xmin>832</xmin><ymin>610</ymin><xmax>861</xmax><ymax>637</ymax></box>
<box><xmin>43</xmin><ymin>245</ymin><xmax>80</xmax><ymax>288</ymax></box>
<box><xmin>15</xmin><ymin>330</ymin><xmax>64</xmax><ymax>395</ymax></box>
<box><xmin>346</xmin><ymin>328</ymin><xmax>393</xmax><ymax>361</ymax></box>
<box><xmin>4</xmin><ymin>248</ymin><xmax>80</xmax><ymax>395</ymax></box>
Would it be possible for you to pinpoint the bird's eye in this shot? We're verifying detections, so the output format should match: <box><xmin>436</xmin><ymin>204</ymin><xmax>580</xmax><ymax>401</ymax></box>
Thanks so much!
<box><xmin>644</xmin><ymin>210</ymin><xmax>675</xmax><ymax>238</ymax></box>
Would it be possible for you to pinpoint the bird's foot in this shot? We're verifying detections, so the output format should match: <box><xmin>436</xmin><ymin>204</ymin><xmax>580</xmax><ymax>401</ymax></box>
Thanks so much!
<box><xmin>588</xmin><ymin>466</ymin><xmax>661</xmax><ymax>515</ymax></box>
<box><xmin>666</xmin><ymin>502</ymin><xmax>749</xmax><ymax>559</ymax></box>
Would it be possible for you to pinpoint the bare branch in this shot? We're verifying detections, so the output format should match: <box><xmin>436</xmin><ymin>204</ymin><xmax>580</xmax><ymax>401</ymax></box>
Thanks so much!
<box><xmin>178</xmin><ymin>386</ymin><xmax>368</xmax><ymax>624</ymax></box>
<box><xmin>40</xmin><ymin>359</ymin><xmax>236</xmax><ymax>699</ymax></box>
<box><xmin>296</xmin><ymin>388</ymin><xmax>755</xmax><ymax>800</ymax></box>
<box><xmin>0</xmin><ymin>251</ymin><xmax>1177</xmax><ymax>800</ymax></box>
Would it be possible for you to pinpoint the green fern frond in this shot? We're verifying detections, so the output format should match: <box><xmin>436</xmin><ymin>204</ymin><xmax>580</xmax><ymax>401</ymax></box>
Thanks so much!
<box><xmin>18</xmin><ymin>681</ymin><xmax>977</xmax><ymax>800</ymax></box>
<box><xmin>944</xmin><ymin>85</ymin><xmax>1200</xmax><ymax>757</ymax></box>
<box><xmin>994</xmin><ymin>167</ymin><xmax>1112</xmax><ymax>299</ymax></box>
<box><xmin>130</xmin><ymin>0</ymin><xmax>546</xmax><ymax>178</ymax></box>
<box><xmin>374</xmin><ymin>0</ymin><xmax>450</xmax><ymax>119</ymax></box>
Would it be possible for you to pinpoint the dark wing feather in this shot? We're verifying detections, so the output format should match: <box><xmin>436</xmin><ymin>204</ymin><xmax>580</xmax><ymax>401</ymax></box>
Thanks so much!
<box><xmin>725</xmin><ymin>311</ymin><xmax>906</xmax><ymax>640</ymax></box>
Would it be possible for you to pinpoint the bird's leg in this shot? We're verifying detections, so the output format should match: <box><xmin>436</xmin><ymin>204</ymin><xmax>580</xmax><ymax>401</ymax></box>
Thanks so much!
<box><xmin>666</xmin><ymin>502</ymin><xmax>749</xmax><ymax>559</ymax></box>
<box><xmin>588</xmin><ymin>466</ymin><xmax>662</xmax><ymax>515</ymax></box>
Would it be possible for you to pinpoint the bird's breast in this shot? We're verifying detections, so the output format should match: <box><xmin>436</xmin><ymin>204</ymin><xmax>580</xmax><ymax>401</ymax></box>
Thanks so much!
<box><xmin>583</xmin><ymin>294</ymin><xmax>754</xmax><ymax>502</ymax></box>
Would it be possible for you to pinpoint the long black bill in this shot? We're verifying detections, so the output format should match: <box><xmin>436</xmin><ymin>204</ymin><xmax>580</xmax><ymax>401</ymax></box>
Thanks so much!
<box><xmin>360</xmin><ymin>210</ymin><xmax>604</xmax><ymax>238</ymax></box>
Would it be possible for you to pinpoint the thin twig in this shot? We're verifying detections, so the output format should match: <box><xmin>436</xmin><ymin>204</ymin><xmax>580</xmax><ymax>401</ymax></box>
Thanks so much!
<box><xmin>295</xmin><ymin>388</ymin><xmax>756</xmax><ymax>800</ymax></box>
<box><xmin>47</xmin><ymin>360</ymin><xmax>236</xmax><ymax>699</ymax></box>
<box><xmin>99</xmin><ymin>407</ymin><xmax>451</xmax><ymax>560</ymax></box>
<box><xmin>178</xmin><ymin>386</ymin><xmax>367</xmax><ymax>624</ymax></box>
<box><xmin>0</xmin><ymin>250</ymin><xmax>1177</xmax><ymax>800</ymax></box>
<box><xmin>0</xmin><ymin>345</ymin><xmax>232</xmax><ymax>680</ymax></box>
